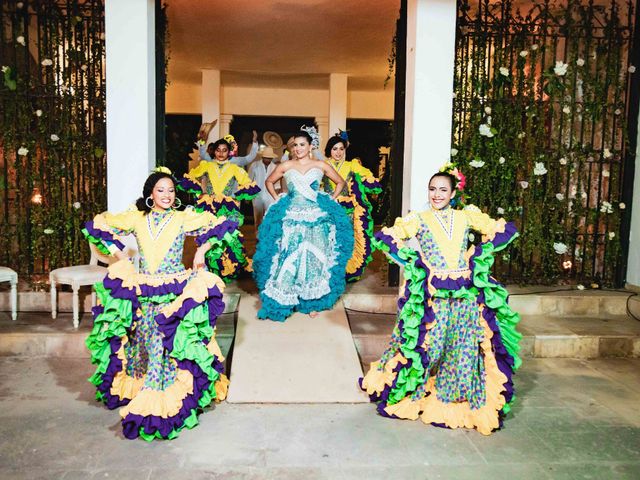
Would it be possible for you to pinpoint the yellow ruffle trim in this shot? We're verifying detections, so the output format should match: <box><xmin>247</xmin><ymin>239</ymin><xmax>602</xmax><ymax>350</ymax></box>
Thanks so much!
<box><xmin>160</xmin><ymin>268</ymin><xmax>224</xmax><ymax>318</ymax></box>
<box><xmin>361</xmin><ymin>354</ymin><xmax>408</xmax><ymax>395</ymax></box>
<box><xmin>481</xmin><ymin>218</ymin><xmax>507</xmax><ymax>243</ymax></box>
<box><xmin>196</xmin><ymin>194</ymin><xmax>240</xmax><ymax>209</ymax></box>
<box><xmin>345</xmin><ymin>199</ymin><xmax>368</xmax><ymax>275</ymax></box>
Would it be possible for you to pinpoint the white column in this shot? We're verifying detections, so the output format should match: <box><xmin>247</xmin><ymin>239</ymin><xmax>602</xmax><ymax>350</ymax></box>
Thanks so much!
<box><xmin>315</xmin><ymin>116</ymin><xmax>329</xmax><ymax>154</ymax></box>
<box><xmin>219</xmin><ymin>114</ymin><xmax>233</xmax><ymax>138</ymax></box>
<box><xmin>328</xmin><ymin>73</ymin><xmax>348</xmax><ymax>139</ymax></box>
<box><xmin>202</xmin><ymin>69</ymin><xmax>221</xmax><ymax>142</ymax></box>
<box><xmin>403</xmin><ymin>0</ymin><xmax>457</xmax><ymax>213</ymax></box>
<box><xmin>105</xmin><ymin>0</ymin><xmax>155</xmax><ymax>212</ymax></box>
<box><xmin>627</xmin><ymin>113</ymin><xmax>640</xmax><ymax>287</ymax></box>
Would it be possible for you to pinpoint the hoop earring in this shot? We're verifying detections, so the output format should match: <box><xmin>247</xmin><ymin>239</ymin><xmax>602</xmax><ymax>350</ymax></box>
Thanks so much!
<box><xmin>172</xmin><ymin>198</ymin><xmax>182</xmax><ymax>210</ymax></box>
<box><xmin>145</xmin><ymin>196</ymin><xmax>155</xmax><ymax>209</ymax></box>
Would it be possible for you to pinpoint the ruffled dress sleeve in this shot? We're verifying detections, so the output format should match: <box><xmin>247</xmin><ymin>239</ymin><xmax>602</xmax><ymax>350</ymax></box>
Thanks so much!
<box><xmin>232</xmin><ymin>165</ymin><xmax>260</xmax><ymax>201</ymax></box>
<box><xmin>373</xmin><ymin>212</ymin><xmax>422</xmax><ymax>267</ymax></box>
<box><xmin>178</xmin><ymin>161</ymin><xmax>208</xmax><ymax>195</ymax></box>
<box><xmin>82</xmin><ymin>210</ymin><xmax>140</xmax><ymax>256</ymax></box>
<box><xmin>351</xmin><ymin>158</ymin><xmax>382</xmax><ymax>193</ymax></box>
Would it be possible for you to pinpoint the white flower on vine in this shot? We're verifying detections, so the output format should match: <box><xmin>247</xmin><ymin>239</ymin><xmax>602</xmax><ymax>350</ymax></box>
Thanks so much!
<box><xmin>603</xmin><ymin>148</ymin><xmax>613</xmax><ymax>159</ymax></box>
<box><xmin>73</xmin><ymin>202</ymin><xmax>81</xmax><ymax>210</ymax></box>
<box><xmin>16</xmin><ymin>1</ymin><xmax>24</xmax><ymax>7</ymax></box>
<box><xmin>556</xmin><ymin>193</ymin><xmax>565</xmax><ymax>201</ymax></box>
<box><xmin>1</xmin><ymin>66</ymin><xmax>9</xmax><ymax>73</ymax></box>
<box><xmin>450</xmin><ymin>148</ymin><xmax>458</xmax><ymax>157</ymax></box>
<box><xmin>559</xmin><ymin>157</ymin><xmax>567</xmax><ymax>165</ymax></box>
<box><xmin>620</xmin><ymin>202</ymin><xmax>626</xmax><ymax>209</ymax></box>
<box><xmin>576</xmin><ymin>58</ymin><xmax>585</xmax><ymax>67</ymax></box>
<box><xmin>452</xmin><ymin>92</ymin><xmax>457</xmax><ymax>99</ymax></box>
<box><xmin>608</xmin><ymin>232</ymin><xmax>616</xmax><ymax>240</ymax></box>
<box><xmin>519</xmin><ymin>50</ymin><xmax>529</xmax><ymax>58</ymax></box>
<box><xmin>497</xmin><ymin>207</ymin><xmax>505</xmax><ymax>215</ymax></box>
<box><xmin>554</xmin><ymin>61</ymin><xmax>569</xmax><ymax>76</ymax></box>
<box><xmin>563</xmin><ymin>106</ymin><xmax>571</xmax><ymax>114</ymax></box>
<box><xmin>18</xmin><ymin>146</ymin><xmax>29</xmax><ymax>156</ymax></box>
<box><xmin>615</xmin><ymin>109</ymin><xmax>621</xmax><ymax>115</ymax></box>
<box><xmin>484</xmin><ymin>106</ymin><xmax>492</xmax><ymax>115</ymax></box>
<box><xmin>531</xmin><ymin>44</ymin><xmax>539</xmax><ymax>51</ymax></box>
<box><xmin>479</xmin><ymin>124</ymin><xmax>494</xmax><ymax>137</ymax></box>
<box><xmin>41</xmin><ymin>58</ymin><xmax>53</xmax><ymax>67</ymax></box>
<box><xmin>533</xmin><ymin>162</ymin><xmax>548</xmax><ymax>176</ymax></box>
<box><xmin>16</xmin><ymin>36</ymin><xmax>25</xmax><ymax>46</ymax></box>
<box><xmin>50</xmin><ymin>134</ymin><xmax>60</xmax><ymax>142</ymax></box>
<box><xmin>36</xmin><ymin>109</ymin><xmax>42</xmax><ymax>117</ymax></box>
<box><xmin>517</xmin><ymin>132</ymin><xmax>526</xmax><ymax>139</ymax></box>
<box><xmin>520</xmin><ymin>181</ymin><xmax>529</xmax><ymax>189</ymax></box>
<box><xmin>43</xmin><ymin>228</ymin><xmax>54</xmax><ymax>235</ymax></box>
<box><xmin>581</xmin><ymin>191</ymin><xmax>588</xmax><ymax>199</ymax></box>
<box><xmin>81</xmin><ymin>64</ymin><xmax>88</xmax><ymax>72</ymax></box>
<box><xmin>499</xmin><ymin>156</ymin><xmax>506</xmax><ymax>164</ymax></box>
<box><xmin>577</xmin><ymin>284</ymin><xmax>585</xmax><ymax>290</ymax></box>
<box><xmin>600</xmin><ymin>201</ymin><xmax>613</xmax><ymax>213</ymax></box>
<box><xmin>602</xmin><ymin>170</ymin><xmax>610</xmax><ymax>178</ymax></box>
<box><xmin>499</xmin><ymin>67</ymin><xmax>509</xmax><ymax>77</ymax></box>
<box><xmin>629</xmin><ymin>65</ymin><xmax>636</xmax><ymax>73</ymax></box>
<box><xmin>553</xmin><ymin>242</ymin><xmax>568</xmax><ymax>255</ymax></box>
<box><xmin>470</xmin><ymin>159</ymin><xmax>485</xmax><ymax>168</ymax></box>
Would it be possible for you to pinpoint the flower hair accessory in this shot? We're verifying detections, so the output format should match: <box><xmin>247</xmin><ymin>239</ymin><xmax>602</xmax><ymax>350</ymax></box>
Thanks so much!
<box><xmin>300</xmin><ymin>124</ymin><xmax>320</xmax><ymax>149</ymax></box>
<box><xmin>338</xmin><ymin>129</ymin><xmax>350</xmax><ymax>143</ymax></box>
<box><xmin>223</xmin><ymin>134</ymin><xmax>238</xmax><ymax>157</ymax></box>
<box><xmin>439</xmin><ymin>162</ymin><xmax>467</xmax><ymax>207</ymax></box>
<box><xmin>153</xmin><ymin>166</ymin><xmax>173</xmax><ymax>175</ymax></box>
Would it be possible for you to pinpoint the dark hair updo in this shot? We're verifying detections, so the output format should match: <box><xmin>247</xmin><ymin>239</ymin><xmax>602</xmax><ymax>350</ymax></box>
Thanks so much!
<box><xmin>293</xmin><ymin>130</ymin><xmax>314</xmax><ymax>145</ymax></box>
<box><xmin>208</xmin><ymin>138</ymin><xmax>232</xmax><ymax>153</ymax></box>
<box><xmin>429</xmin><ymin>171</ymin><xmax>457</xmax><ymax>190</ymax></box>
<box><xmin>135</xmin><ymin>171</ymin><xmax>179</xmax><ymax>213</ymax></box>
<box><xmin>324</xmin><ymin>135</ymin><xmax>347</xmax><ymax>158</ymax></box>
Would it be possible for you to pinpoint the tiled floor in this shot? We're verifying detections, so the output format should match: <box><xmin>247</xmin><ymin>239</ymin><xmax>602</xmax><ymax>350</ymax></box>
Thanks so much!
<box><xmin>0</xmin><ymin>356</ymin><xmax>638</xmax><ymax>479</ymax></box>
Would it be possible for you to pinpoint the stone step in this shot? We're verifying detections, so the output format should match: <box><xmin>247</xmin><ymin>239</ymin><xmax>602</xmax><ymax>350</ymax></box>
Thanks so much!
<box><xmin>343</xmin><ymin>289</ymin><xmax>635</xmax><ymax>317</ymax></box>
<box><xmin>0</xmin><ymin>311</ymin><xmax>237</xmax><ymax>361</ymax></box>
<box><xmin>347</xmin><ymin>311</ymin><xmax>640</xmax><ymax>365</ymax></box>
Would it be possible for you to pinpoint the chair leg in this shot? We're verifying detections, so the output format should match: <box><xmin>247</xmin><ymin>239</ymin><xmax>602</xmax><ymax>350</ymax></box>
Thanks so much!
<box><xmin>91</xmin><ymin>289</ymin><xmax>97</xmax><ymax>308</ymax></box>
<box><xmin>50</xmin><ymin>279</ymin><xmax>57</xmax><ymax>319</ymax></box>
<box><xmin>72</xmin><ymin>286</ymin><xmax>80</xmax><ymax>329</ymax></box>
<box><xmin>10</xmin><ymin>280</ymin><xmax>17</xmax><ymax>321</ymax></box>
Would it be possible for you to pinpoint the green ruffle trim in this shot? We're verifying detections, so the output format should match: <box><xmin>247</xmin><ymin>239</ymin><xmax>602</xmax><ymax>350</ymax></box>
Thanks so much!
<box><xmin>235</xmin><ymin>191</ymin><xmax>259</xmax><ymax>201</ymax></box>
<box><xmin>471</xmin><ymin>235</ymin><xmax>523</xmax><ymax>371</ymax></box>
<box><xmin>204</xmin><ymin>230</ymin><xmax>248</xmax><ymax>282</ymax></box>
<box><xmin>82</xmin><ymin>228</ymin><xmax>112</xmax><ymax>256</ymax></box>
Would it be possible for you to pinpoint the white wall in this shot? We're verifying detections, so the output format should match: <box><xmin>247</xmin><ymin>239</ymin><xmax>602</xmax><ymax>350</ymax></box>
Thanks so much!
<box><xmin>627</xmin><ymin>113</ymin><xmax>640</xmax><ymax>287</ymax></box>
<box><xmin>166</xmin><ymin>83</ymin><xmax>394</xmax><ymax>120</ymax></box>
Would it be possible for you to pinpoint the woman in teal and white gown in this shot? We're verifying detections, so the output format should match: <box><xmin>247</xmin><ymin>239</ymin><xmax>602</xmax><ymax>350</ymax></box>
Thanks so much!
<box><xmin>253</xmin><ymin>129</ymin><xmax>354</xmax><ymax>321</ymax></box>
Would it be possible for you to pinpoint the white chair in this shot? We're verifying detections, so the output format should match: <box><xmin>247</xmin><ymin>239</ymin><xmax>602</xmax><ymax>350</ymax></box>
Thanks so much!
<box><xmin>0</xmin><ymin>267</ymin><xmax>18</xmax><ymax>321</ymax></box>
<box><xmin>50</xmin><ymin>242</ymin><xmax>116</xmax><ymax>329</ymax></box>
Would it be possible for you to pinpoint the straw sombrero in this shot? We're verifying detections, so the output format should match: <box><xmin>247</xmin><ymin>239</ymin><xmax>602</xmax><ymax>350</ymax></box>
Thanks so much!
<box><xmin>263</xmin><ymin>131</ymin><xmax>283</xmax><ymax>149</ymax></box>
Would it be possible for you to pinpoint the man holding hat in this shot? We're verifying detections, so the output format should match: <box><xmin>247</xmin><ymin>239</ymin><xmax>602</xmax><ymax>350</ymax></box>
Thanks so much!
<box><xmin>249</xmin><ymin>146</ymin><xmax>279</xmax><ymax>229</ymax></box>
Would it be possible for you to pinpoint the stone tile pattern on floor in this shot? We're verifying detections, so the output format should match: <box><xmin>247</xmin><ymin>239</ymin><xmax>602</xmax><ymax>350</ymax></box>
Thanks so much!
<box><xmin>0</xmin><ymin>357</ymin><xmax>639</xmax><ymax>479</ymax></box>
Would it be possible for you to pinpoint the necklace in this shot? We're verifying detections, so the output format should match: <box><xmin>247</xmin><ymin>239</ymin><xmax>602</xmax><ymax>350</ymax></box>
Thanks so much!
<box><xmin>212</xmin><ymin>161</ymin><xmax>230</xmax><ymax>179</ymax></box>
<box><xmin>147</xmin><ymin>210</ymin><xmax>174</xmax><ymax>241</ymax></box>
<box><xmin>331</xmin><ymin>157</ymin><xmax>346</xmax><ymax>174</ymax></box>
<box><xmin>433</xmin><ymin>208</ymin><xmax>454</xmax><ymax>240</ymax></box>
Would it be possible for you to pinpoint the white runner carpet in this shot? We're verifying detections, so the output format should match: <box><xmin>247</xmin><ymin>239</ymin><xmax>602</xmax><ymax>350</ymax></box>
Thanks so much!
<box><xmin>226</xmin><ymin>295</ymin><xmax>368</xmax><ymax>403</ymax></box>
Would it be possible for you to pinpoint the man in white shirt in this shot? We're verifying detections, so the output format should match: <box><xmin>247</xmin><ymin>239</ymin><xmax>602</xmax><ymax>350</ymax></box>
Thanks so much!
<box><xmin>249</xmin><ymin>146</ymin><xmax>279</xmax><ymax>230</ymax></box>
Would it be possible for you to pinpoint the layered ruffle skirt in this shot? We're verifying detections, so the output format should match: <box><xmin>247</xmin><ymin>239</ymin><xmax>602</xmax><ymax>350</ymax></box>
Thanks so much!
<box><xmin>86</xmin><ymin>260</ymin><xmax>229</xmax><ymax>441</ymax></box>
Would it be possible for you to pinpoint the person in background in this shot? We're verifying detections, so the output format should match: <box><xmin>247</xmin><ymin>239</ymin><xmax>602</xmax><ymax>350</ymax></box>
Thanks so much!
<box><xmin>249</xmin><ymin>146</ymin><xmax>279</xmax><ymax>230</ymax></box>
<box><xmin>198</xmin><ymin>129</ymin><xmax>259</xmax><ymax>168</ymax></box>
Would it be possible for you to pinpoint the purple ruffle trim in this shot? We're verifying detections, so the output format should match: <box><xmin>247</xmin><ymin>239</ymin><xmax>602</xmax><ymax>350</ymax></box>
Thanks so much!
<box><xmin>490</xmin><ymin>222</ymin><xmax>518</xmax><ymax>249</ymax></box>
<box><xmin>179</xmin><ymin>177</ymin><xmax>203</xmax><ymax>194</ymax></box>
<box><xmin>195</xmin><ymin>219</ymin><xmax>239</xmax><ymax>247</ymax></box>
<box><xmin>196</xmin><ymin>196</ymin><xmax>240</xmax><ymax>215</ymax></box>
<box><xmin>84</xmin><ymin>221</ymin><xmax>126</xmax><ymax>251</ymax></box>
<box><xmin>375</xmin><ymin>231</ymin><xmax>400</xmax><ymax>256</ymax></box>
<box><xmin>97</xmin><ymin>337</ymin><xmax>130</xmax><ymax>410</ymax></box>
<box><xmin>235</xmin><ymin>184</ymin><xmax>260</xmax><ymax>197</ymax></box>
<box><xmin>431</xmin><ymin>275</ymin><xmax>472</xmax><ymax>290</ymax></box>
<box><xmin>363</xmin><ymin>178</ymin><xmax>382</xmax><ymax>191</ymax></box>
<box><xmin>103</xmin><ymin>274</ymin><xmax>187</xmax><ymax>301</ymax></box>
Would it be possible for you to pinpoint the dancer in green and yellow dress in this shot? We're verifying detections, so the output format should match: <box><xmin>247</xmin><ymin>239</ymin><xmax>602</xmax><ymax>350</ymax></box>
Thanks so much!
<box><xmin>361</xmin><ymin>165</ymin><xmax>522</xmax><ymax>435</ymax></box>
<box><xmin>83</xmin><ymin>168</ymin><xmax>239</xmax><ymax>440</ymax></box>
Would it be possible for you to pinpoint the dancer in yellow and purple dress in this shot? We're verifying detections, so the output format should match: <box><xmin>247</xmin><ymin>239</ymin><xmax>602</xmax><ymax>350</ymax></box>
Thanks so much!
<box><xmin>323</xmin><ymin>131</ymin><xmax>382</xmax><ymax>282</ymax></box>
<box><xmin>82</xmin><ymin>168</ymin><xmax>237</xmax><ymax>441</ymax></box>
<box><xmin>179</xmin><ymin>136</ymin><xmax>259</xmax><ymax>280</ymax></box>
<box><xmin>360</xmin><ymin>164</ymin><xmax>522</xmax><ymax>435</ymax></box>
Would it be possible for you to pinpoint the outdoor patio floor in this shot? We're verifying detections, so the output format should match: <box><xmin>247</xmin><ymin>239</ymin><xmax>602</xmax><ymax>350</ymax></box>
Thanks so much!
<box><xmin>0</xmin><ymin>356</ymin><xmax>639</xmax><ymax>479</ymax></box>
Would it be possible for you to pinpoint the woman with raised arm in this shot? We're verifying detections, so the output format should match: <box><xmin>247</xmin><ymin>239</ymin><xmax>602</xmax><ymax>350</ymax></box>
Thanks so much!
<box><xmin>253</xmin><ymin>129</ymin><xmax>354</xmax><ymax>322</ymax></box>
<box><xmin>179</xmin><ymin>136</ymin><xmax>259</xmax><ymax>280</ymax></box>
<box><xmin>360</xmin><ymin>164</ymin><xmax>522</xmax><ymax>435</ymax></box>
<box><xmin>82</xmin><ymin>168</ymin><xmax>237</xmax><ymax>441</ymax></box>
